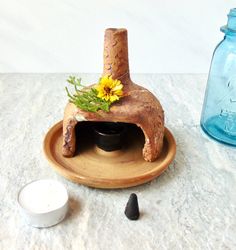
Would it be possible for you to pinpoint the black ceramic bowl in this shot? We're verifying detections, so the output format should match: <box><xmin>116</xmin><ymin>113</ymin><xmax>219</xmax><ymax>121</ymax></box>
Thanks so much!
<box><xmin>93</xmin><ymin>122</ymin><xmax>127</xmax><ymax>152</ymax></box>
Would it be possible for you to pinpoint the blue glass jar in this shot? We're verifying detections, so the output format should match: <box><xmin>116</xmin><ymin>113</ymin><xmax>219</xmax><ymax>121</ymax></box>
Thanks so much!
<box><xmin>201</xmin><ymin>8</ymin><xmax>236</xmax><ymax>146</ymax></box>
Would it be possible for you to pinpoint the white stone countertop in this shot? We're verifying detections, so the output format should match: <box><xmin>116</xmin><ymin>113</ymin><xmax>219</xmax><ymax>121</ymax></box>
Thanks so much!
<box><xmin>0</xmin><ymin>74</ymin><xmax>235</xmax><ymax>250</ymax></box>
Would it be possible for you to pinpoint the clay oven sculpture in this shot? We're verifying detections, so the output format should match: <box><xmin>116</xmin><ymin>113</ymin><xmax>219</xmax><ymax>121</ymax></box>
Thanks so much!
<box><xmin>62</xmin><ymin>28</ymin><xmax>164</xmax><ymax>162</ymax></box>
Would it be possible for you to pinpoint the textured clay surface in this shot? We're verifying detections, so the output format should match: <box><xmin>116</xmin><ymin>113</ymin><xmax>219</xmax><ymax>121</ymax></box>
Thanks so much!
<box><xmin>62</xmin><ymin>28</ymin><xmax>164</xmax><ymax>162</ymax></box>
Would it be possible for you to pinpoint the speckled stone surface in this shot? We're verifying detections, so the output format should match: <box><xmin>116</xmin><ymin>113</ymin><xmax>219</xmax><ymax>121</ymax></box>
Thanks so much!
<box><xmin>0</xmin><ymin>74</ymin><xmax>236</xmax><ymax>250</ymax></box>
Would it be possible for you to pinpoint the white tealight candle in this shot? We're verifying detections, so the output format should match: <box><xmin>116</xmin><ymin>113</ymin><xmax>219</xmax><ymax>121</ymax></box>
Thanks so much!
<box><xmin>18</xmin><ymin>179</ymin><xmax>68</xmax><ymax>228</ymax></box>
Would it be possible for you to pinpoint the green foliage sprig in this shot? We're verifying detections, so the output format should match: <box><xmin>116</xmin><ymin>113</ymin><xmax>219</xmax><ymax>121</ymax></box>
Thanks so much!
<box><xmin>65</xmin><ymin>76</ymin><xmax>110</xmax><ymax>112</ymax></box>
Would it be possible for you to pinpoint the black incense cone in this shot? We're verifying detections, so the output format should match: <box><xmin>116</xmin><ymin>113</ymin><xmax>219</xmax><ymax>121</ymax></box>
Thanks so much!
<box><xmin>124</xmin><ymin>193</ymin><xmax>140</xmax><ymax>220</ymax></box>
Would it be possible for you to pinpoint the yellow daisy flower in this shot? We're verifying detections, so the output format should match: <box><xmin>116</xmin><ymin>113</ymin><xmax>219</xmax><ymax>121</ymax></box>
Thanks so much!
<box><xmin>96</xmin><ymin>75</ymin><xmax>124</xmax><ymax>103</ymax></box>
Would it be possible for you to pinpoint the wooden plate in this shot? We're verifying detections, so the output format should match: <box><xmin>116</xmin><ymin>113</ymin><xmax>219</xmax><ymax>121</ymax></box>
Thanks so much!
<box><xmin>43</xmin><ymin>121</ymin><xmax>176</xmax><ymax>189</ymax></box>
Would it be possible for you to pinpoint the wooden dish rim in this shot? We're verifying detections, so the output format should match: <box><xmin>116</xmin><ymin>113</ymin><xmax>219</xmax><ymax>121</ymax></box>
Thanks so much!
<box><xmin>43</xmin><ymin>121</ymin><xmax>176</xmax><ymax>189</ymax></box>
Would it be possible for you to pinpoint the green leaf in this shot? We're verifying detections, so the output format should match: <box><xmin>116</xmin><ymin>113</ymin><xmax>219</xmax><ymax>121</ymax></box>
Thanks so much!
<box><xmin>65</xmin><ymin>76</ymin><xmax>111</xmax><ymax>112</ymax></box>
